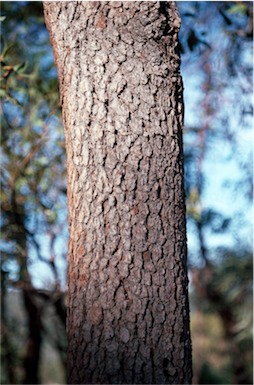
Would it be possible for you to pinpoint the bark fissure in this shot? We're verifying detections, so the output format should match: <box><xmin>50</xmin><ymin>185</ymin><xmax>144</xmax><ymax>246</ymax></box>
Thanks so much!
<box><xmin>44</xmin><ymin>1</ymin><xmax>192</xmax><ymax>384</ymax></box>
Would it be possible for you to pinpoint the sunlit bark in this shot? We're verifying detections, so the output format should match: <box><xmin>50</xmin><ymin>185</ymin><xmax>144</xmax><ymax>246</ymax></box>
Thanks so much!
<box><xmin>44</xmin><ymin>2</ymin><xmax>192</xmax><ymax>383</ymax></box>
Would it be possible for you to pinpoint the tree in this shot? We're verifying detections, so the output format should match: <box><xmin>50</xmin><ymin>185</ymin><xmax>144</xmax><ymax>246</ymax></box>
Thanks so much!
<box><xmin>44</xmin><ymin>2</ymin><xmax>192</xmax><ymax>384</ymax></box>
<box><xmin>0</xmin><ymin>3</ymin><xmax>67</xmax><ymax>383</ymax></box>
<box><xmin>179</xmin><ymin>3</ymin><xmax>253</xmax><ymax>383</ymax></box>
<box><xmin>1</xmin><ymin>1</ymin><xmax>252</xmax><ymax>384</ymax></box>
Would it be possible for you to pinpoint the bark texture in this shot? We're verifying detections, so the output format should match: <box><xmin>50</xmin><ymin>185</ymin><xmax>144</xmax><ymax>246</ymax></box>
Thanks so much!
<box><xmin>44</xmin><ymin>2</ymin><xmax>192</xmax><ymax>383</ymax></box>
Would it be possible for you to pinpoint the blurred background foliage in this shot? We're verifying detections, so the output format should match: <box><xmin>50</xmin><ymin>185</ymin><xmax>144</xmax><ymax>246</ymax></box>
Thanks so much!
<box><xmin>0</xmin><ymin>1</ymin><xmax>253</xmax><ymax>384</ymax></box>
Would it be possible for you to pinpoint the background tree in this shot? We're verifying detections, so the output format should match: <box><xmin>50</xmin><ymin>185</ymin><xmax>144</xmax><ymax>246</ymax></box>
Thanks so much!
<box><xmin>178</xmin><ymin>2</ymin><xmax>253</xmax><ymax>383</ymax></box>
<box><xmin>44</xmin><ymin>2</ymin><xmax>192</xmax><ymax>384</ymax></box>
<box><xmin>0</xmin><ymin>3</ymin><xmax>67</xmax><ymax>384</ymax></box>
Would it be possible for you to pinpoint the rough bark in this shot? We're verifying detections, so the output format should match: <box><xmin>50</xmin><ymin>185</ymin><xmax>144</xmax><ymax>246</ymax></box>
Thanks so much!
<box><xmin>44</xmin><ymin>2</ymin><xmax>192</xmax><ymax>383</ymax></box>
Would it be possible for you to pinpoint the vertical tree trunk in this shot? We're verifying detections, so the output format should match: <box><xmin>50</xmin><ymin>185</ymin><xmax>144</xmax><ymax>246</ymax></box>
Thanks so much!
<box><xmin>10</xmin><ymin>192</ymin><xmax>42</xmax><ymax>384</ymax></box>
<box><xmin>44</xmin><ymin>2</ymin><xmax>192</xmax><ymax>383</ymax></box>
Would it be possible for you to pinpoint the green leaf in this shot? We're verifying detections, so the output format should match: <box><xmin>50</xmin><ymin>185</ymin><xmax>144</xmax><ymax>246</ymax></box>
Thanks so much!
<box><xmin>0</xmin><ymin>88</ymin><xmax>6</xmax><ymax>97</ymax></box>
<box><xmin>1</xmin><ymin>44</ymin><xmax>15</xmax><ymax>59</ymax></box>
<box><xmin>45</xmin><ymin>209</ymin><xmax>57</xmax><ymax>223</ymax></box>
<box><xmin>228</xmin><ymin>4</ymin><xmax>247</xmax><ymax>15</ymax></box>
<box><xmin>13</xmin><ymin>61</ymin><xmax>28</xmax><ymax>73</ymax></box>
<box><xmin>0</xmin><ymin>16</ymin><xmax>6</xmax><ymax>23</ymax></box>
<box><xmin>15</xmin><ymin>177</ymin><xmax>27</xmax><ymax>190</ymax></box>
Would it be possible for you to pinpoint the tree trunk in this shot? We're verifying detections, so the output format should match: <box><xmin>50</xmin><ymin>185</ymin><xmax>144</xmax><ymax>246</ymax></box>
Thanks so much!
<box><xmin>44</xmin><ymin>2</ymin><xmax>192</xmax><ymax>383</ymax></box>
<box><xmin>9</xmin><ymin>191</ymin><xmax>42</xmax><ymax>384</ymax></box>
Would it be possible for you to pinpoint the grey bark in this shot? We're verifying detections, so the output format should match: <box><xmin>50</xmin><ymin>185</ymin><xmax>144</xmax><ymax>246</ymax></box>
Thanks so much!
<box><xmin>44</xmin><ymin>2</ymin><xmax>192</xmax><ymax>384</ymax></box>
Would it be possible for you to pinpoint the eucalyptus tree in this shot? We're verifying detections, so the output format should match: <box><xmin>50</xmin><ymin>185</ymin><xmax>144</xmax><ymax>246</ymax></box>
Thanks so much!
<box><xmin>44</xmin><ymin>2</ymin><xmax>192</xmax><ymax>383</ymax></box>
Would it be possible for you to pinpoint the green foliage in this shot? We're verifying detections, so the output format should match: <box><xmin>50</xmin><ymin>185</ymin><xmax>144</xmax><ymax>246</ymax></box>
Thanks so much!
<box><xmin>1</xmin><ymin>3</ymin><xmax>67</xmax><ymax>287</ymax></box>
<box><xmin>1</xmin><ymin>5</ymin><xmax>67</xmax><ymax>383</ymax></box>
<box><xmin>199</xmin><ymin>362</ymin><xmax>231</xmax><ymax>384</ymax></box>
<box><xmin>228</xmin><ymin>3</ymin><xmax>248</xmax><ymax>15</ymax></box>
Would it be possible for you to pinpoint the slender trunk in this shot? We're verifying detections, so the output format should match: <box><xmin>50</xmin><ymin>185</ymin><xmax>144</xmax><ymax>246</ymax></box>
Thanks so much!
<box><xmin>1</xmin><ymin>282</ymin><xmax>16</xmax><ymax>384</ymax></box>
<box><xmin>44</xmin><ymin>2</ymin><xmax>192</xmax><ymax>383</ymax></box>
<box><xmin>11</xmin><ymin>191</ymin><xmax>42</xmax><ymax>384</ymax></box>
<box><xmin>22</xmin><ymin>290</ymin><xmax>42</xmax><ymax>385</ymax></box>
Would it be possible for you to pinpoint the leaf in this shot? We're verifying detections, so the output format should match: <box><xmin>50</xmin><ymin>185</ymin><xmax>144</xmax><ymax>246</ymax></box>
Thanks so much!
<box><xmin>0</xmin><ymin>16</ymin><xmax>6</xmax><ymax>22</ymax></box>
<box><xmin>15</xmin><ymin>176</ymin><xmax>27</xmax><ymax>191</ymax></box>
<box><xmin>228</xmin><ymin>4</ymin><xmax>247</xmax><ymax>15</ymax></box>
<box><xmin>1</xmin><ymin>44</ymin><xmax>15</xmax><ymax>59</ymax></box>
<box><xmin>2</xmin><ymin>65</ymin><xmax>13</xmax><ymax>71</ymax></box>
<box><xmin>45</xmin><ymin>209</ymin><xmax>57</xmax><ymax>223</ymax></box>
<box><xmin>13</xmin><ymin>61</ymin><xmax>28</xmax><ymax>73</ymax></box>
<box><xmin>0</xmin><ymin>88</ymin><xmax>6</xmax><ymax>97</ymax></box>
